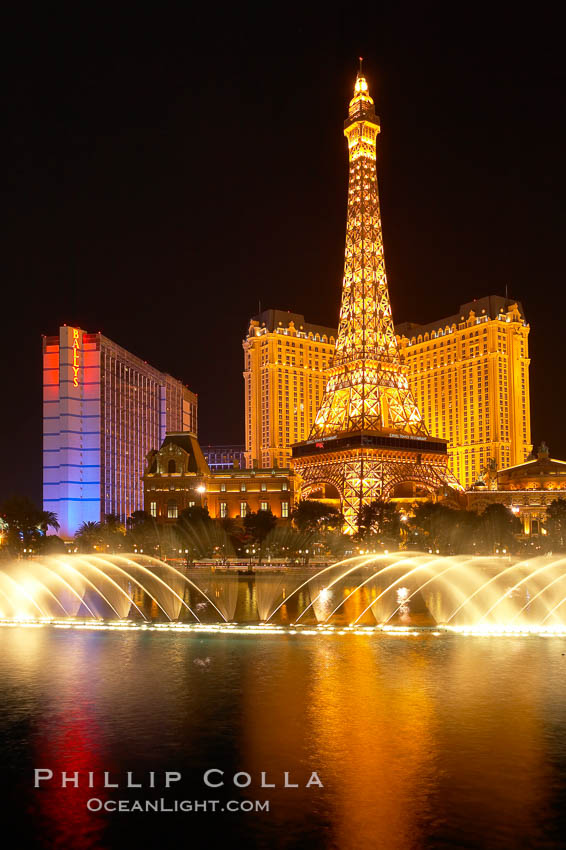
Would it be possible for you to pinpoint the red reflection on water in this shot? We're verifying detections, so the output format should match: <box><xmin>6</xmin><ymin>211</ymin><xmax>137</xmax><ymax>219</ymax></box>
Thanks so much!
<box><xmin>33</xmin><ymin>707</ymin><xmax>110</xmax><ymax>849</ymax></box>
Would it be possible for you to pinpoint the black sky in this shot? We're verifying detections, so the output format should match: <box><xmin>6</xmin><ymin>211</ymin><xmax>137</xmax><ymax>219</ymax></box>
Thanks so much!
<box><xmin>2</xmin><ymin>4</ymin><xmax>565</xmax><ymax>505</ymax></box>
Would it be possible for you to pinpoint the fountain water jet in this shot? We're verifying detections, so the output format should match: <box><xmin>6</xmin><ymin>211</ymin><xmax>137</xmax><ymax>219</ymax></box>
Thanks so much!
<box><xmin>265</xmin><ymin>556</ymin><xmax>374</xmax><ymax>623</ymax></box>
<box><xmin>1</xmin><ymin>552</ymin><xmax>566</xmax><ymax>631</ymax></box>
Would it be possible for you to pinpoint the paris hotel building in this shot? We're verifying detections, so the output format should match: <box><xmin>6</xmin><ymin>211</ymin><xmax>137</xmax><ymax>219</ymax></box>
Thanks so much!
<box><xmin>243</xmin><ymin>310</ymin><xmax>336</xmax><ymax>469</ymax></box>
<box><xmin>43</xmin><ymin>326</ymin><xmax>197</xmax><ymax>538</ymax></box>
<box><xmin>243</xmin><ymin>296</ymin><xmax>532</xmax><ymax>489</ymax></box>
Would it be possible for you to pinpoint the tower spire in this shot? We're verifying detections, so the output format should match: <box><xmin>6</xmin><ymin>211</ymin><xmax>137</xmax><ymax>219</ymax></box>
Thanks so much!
<box><xmin>291</xmin><ymin>68</ymin><xmax>462</xmax><ymax>532</ymax></box>
<box><xmin>310</xmin><ymin>64</ymin><xmax>426</xmax><ymax>438</ymax></box>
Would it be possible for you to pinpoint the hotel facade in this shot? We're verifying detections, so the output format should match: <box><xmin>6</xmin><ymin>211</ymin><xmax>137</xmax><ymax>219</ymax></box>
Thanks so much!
<box><xmin>202</xmin><ymin>444</ymin><xmax>246</xmax><ymax>472</ymax></box>
<box><xmin>244</xmin><ymin>296</ymin><xmax>531</xmax><ymax>490</ymax></box>
<box><xmin>396</xmin><ymin>296</ymin><xmax>531</xmax><ymax>488</ymax></box>
<box><xmin>144</xmin><ymin>432</ymin><xmax>294</xmax><ymax>522</ymax></box>
<box><xmin>467</xmin><ymin>442</ymin><xmax>566</xmax><ymax>538</ymax></box>
<box><xmin>243</xmin><ymin>310</ymin><xmax>336</xmax><ymax>470</ymax></box>
<box><xmin>43</xmin><ymin>326</ymin><xmax>197</xmax><ymax>538</ymax></box>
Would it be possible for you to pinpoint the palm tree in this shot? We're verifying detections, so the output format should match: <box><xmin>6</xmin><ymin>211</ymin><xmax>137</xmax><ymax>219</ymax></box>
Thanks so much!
<box><xmin>408</xmin><ymin>502</ymin><xmax>461</xmax><ymax>553</ymax></box>
<box><xmin>75</xmin><ymin>521</ymin><xmax>102</xmax><ymax>552</ymax></box>
<box><xmin>291</xmin><ymin>500</ymin><xmax>343</xmax><ymax>534</ymax></box>
<box><xmin>356</xmin><ymin>501</ymin><xmax>400</xmax><ymax>546</ymax></box>
<box><xmin>175</xmin><ymin>506</ymin><xmax>214</xmax><ymax>564</ymax></box>
<box><xmin>243</xmin><ymin>509</ymin><xmax>277</xmax><ymax>565</ymax></box>
<box><xmin>219</xmin><ymin>516</ymin><xmax>238</xmax><ymax>536</ymax></box>
<box><xmin>0</xmin><ymin>495</ymin><xmax>49</xmax><ymax>552</ymax></box>
<box><xmin>217</xmin><ymin>516</ymin><xmax>239</xmax><ymax>563</ymax></box>
<box><xmin>77</xmin><ymin>521</ymin><xmax>101</xmax><ymax>534</ymax></box>
<box><xmin>544</xmin><ymin>498</ymin><xmax>566</xmax><ymax>551</ymax></box>
<box><xmin>126</xmin><ymin>510</ymin><xmax>162</xmax><ymax>557</ymax></box>
<box><xmin>38</xmin><ymin>511</ymin><xmax>60</xmax><ymax>535</ymax></box>
<box><xmin>479</xmin><ymin>503</ymin><xmax>521</xmax><ymax>554</ymax></box>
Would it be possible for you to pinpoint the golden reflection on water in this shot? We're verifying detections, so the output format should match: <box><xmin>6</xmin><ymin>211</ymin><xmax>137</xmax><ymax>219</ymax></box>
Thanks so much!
<box><xmin>429</xmin><ymin>639</ymin><xmax>549</xmax><ymax>844</ymax></box>
<box><xmin>239</xmin><ymin>634</ymin><xmax>555</xmax><ymax>849</ymax></box>
<box><xmin>239</xmin><ymin>635</ymin><xmax>434</xmax><ymax>848</ymax></box>
<box><xmin>306</xmin><ymin>639</ymin><xmax>435</xmax><ymax>850</ymax></box>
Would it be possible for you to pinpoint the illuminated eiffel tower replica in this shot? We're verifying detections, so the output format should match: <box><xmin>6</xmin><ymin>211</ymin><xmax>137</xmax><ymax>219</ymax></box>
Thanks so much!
<box><xmin>292</xmin><ymin>63</ymin><xmax>462</xmax><ymax>533</ymax></box>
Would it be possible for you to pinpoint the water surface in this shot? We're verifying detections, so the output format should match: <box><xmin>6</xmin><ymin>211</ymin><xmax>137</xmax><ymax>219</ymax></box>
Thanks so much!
<box><xmin>1</xmin><ymin>627</ymin><xmax>565</xmax><ymax>849</ymax></box>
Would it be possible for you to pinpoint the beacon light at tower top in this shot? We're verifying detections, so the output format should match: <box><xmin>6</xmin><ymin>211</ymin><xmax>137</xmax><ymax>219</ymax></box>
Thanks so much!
<box><xmin>352</xmin><ymin>58</ymin><xmax>371</xmax><ymax>98</ymax></box>
<box><xmin>354</xmin><ymin>71</ymin><xmax>368</xmax><ymax>93</ymax></box>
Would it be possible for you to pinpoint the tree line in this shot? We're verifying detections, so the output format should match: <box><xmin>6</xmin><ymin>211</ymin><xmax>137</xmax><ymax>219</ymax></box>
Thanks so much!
<box><xmin>3</xmin><ymin>495</ymin><xmax>566</xmax><ymax>561</ymax></box>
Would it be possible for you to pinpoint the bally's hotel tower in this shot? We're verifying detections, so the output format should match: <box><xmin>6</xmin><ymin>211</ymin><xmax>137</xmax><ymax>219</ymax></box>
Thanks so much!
<box><xmin>43</xmin><ymin>326</ymin><xmax>197</xmax><ymax>538</ymax></box>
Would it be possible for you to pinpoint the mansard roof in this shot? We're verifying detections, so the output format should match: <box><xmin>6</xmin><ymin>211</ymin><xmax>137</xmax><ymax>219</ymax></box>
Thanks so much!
<box><xmin>148</xmin><ymin>432</ymin><xmax>210</xmax><ymax>475</ymax></box>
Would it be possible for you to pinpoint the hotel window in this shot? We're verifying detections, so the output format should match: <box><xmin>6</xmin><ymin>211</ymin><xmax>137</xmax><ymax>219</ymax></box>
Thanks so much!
<box><xmin>220</xmin><ymin>502</ymin><xmax>227</xmax><ymax>518</ymax></box>
<box><xmin>167</xmin><ymin>500</ymin><xmax>178</xmax><ymax>519</ymax></box>
<box><xmin>281</xmin><ymin>481</ymin><xmax>288</xmax><ymax>491</ymax></box>
<box><xmin>150</xmin><ymin>501</ymin><xmax>157</xmax><ymax>518</ymax></box>
<box><xmin>261</xmin><ymin>482</ymin><xmax>267</xmax><ymax>491</ymax></box>
<box><xmin>240</xmin><ymin>482</ymin><xmax>246</xmax><ymax>491</ymax></box>
<box><xmin>281</xmin><ymin>501</ymin><xmax>289</xmax><ymax>518</ymax></box>
<box><xmin>260</xmin><ymin>501</ymin><xmax>268</xmax><ymax>511</ymax></box>
<box><xmin>240</xmin><ymin>501</ymin><xmax>247</xmax><ymax>518</ymax></box>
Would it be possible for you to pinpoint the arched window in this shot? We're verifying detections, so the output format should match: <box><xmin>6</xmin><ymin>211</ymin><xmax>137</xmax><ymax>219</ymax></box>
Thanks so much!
<box><xmin>168</xmin><ymin>459</ymin><xmax>176</xmax><ymax>474</ymax></box>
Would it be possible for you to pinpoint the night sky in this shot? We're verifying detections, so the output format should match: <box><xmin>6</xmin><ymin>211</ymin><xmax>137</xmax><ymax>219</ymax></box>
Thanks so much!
<box><xmin>3</xmin><ymin>5</ymin><xmax>565</xmax><ymax>505</ymax></box>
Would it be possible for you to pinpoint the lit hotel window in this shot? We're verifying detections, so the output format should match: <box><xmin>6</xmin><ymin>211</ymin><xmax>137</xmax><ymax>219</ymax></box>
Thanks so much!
<box><xmin>167</xmin><ymin>501</ymin><xmax>178</xmax><ymax>519</ymax></box>
<box><xmin>150</xmin><ymin>501</ymin><xmax>157</xmax><ymax>518</ymax></box>
<box><xmin>240</xmin><ymin>502</ymin><xmax>247</xmax><ymax>518</ymax></box>
<box><xmin>281</xmin><ymin>481</ymin><xmax>288</xmax><ymax>491</ymax></box>
<box><xmin>220</xmin><ymin>502</ymin><xmax>227</xmax><ymax>518</ymax></box>
<box><xmin>281</xmin><ymin>502</ymin><xmax>289</xmax><ymax>518</ymax></box>
<box><xmin>260</xmin><ymin>501</ymin><xmax>268</xmax><ymax>511</ymax></box>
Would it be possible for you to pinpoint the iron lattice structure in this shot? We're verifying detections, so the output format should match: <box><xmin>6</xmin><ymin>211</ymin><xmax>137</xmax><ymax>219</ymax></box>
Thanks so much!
<box><xmin>292</xmin><ymin>65</ymin><xmax>462</xmax><ymax>532</ymax></box>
